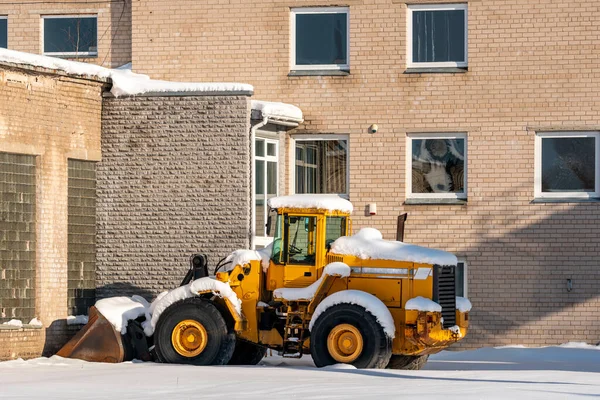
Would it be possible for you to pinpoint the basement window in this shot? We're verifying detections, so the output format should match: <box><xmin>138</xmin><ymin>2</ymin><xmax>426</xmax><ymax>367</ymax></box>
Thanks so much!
<box><xmin>42</xmin><ymin>15</ymin><xmax>98</xmax><ymax>57</ymax></box>
<box><xmin>407</xmin><ymin>133</ymin><xmax>467</xmax><ymax>199</ymax></box>
<box><xmin>535</xmin><ymin>132</ymin><xmax>600</xmax><ymax>199</ymax></box>
<box><xmin>0</xmin><ymin>17</ymin><xmax>6</xmax><ymax>48</ymax></box>
<box><xmin>407</xmin><ymin>4</ymin><xmax>468</xmax><ymax>68</ymax></box>
<box><xmin>291</xmin><ymin>7</ymin><xmax>349</xmax><ymax>71</ymax></box>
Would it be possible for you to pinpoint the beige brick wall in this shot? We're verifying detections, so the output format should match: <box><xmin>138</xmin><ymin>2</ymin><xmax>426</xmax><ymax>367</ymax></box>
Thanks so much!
<box><xmin>0</xmin><ymin>0</ymin><xmax>131</xmax><ymax>68</ymax></box>
<box><xmin>0</xmin><ymin>64</ymin><xmax>105</xmax><ymax>359</ymax></box>
<box><xmin>131</xmin><ymin>0</ymin><xmax>600</xmax><ymax>347</ymax></box>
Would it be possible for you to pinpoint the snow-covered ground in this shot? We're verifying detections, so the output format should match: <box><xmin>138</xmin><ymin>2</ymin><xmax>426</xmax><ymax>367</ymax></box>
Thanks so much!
<box><xmin>1</xmin><ymin>344</ymin><xmax>599</xmax><ymax>399</ymax></box>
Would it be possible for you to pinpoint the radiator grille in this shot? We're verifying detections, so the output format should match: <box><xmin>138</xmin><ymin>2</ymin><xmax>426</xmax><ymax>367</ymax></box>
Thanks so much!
<box><xmin>433</xmin><ymin>265</ymin><xmax>456</xmax><ymax>328</ymax></box>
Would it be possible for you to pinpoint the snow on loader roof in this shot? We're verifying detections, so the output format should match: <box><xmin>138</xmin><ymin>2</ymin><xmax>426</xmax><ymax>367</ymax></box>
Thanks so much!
<box><xmin>268</xmin><ymin>194</ymin><xmax>353</xmax><ymax>213</ymax></box>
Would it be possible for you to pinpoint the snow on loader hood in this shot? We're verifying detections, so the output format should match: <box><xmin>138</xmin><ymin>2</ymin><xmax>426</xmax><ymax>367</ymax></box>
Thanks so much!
<box><xmin>330</xmin><ymin>228</ymin><xmax>458</xmax><ymax>266</ymax></box>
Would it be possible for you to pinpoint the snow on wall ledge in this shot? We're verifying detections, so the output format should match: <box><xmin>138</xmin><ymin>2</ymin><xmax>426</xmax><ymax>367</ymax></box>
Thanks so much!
<box><xmin>0</xmin><ymin>48</ymin><xmax>253</xmax><ymax>97</ymax></box>
<box><xmin>309</xmin><ymin>290</ymin><xmax>396</xmax><ymax>338</ymax></box>
<box><xmin>268</xmin><ymin>194</ymin><xmax>353</xmax><ymax>213</ymax></box>
<box><xmin>331</xmin><ymin>228</ymin><xmax>457</xmax><ymax>266</ymax></box>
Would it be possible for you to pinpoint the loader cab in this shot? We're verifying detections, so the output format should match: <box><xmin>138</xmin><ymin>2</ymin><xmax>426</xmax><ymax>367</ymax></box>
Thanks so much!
<box><xmin>265</xmin><ymin>196</ymin><xmax>352</xmax><ymax>291</ymax></box>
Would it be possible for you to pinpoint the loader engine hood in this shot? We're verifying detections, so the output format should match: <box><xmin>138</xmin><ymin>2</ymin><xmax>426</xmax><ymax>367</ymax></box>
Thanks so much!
<box><xmin>329</xmin><ymin>228</ymin><xmax>457</xmax><ymax>266</ymax></box>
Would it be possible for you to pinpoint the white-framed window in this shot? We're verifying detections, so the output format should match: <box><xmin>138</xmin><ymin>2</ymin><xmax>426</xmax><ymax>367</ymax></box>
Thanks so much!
<box><xmin>290</xmin><ymin>7</ymin><xmax>350</xmax><ymax>71</ymax></box>
<box><xmin>407</xmin><ymin>3</ymin><xmax>468</xmax><ymax>68</ymax></box>
<box><xmin>254</xmin><ymin>138</ymin><xmax>279</xmax><ymax>246</ymax></box>
<box><xmin>456</xmin><ymin>260</ymin><xmax>467</xmax><ymax>297</ymax></box>
<box><xmin>407</xmin><ymin>133</ymin><xmax>467</xmax><ymax>199</ymax></box>
<box><xmin>42</xmin><ymin>15</ymin><xmax>98</xmax><ymax>57</ymax></box>
<box><xmin>534</xmin><ymin>132</ymin><xmax>600</xmax><ymax>199</ymax></box>
<box><xmin>0</xmin><ymin>16</ymin><xmax>7</xmax><ymax>49</ymax></box>
<box><xmin>291</xmin><ymin>135</ymin><xmax>349</xmax><ymax>197</ymax></box>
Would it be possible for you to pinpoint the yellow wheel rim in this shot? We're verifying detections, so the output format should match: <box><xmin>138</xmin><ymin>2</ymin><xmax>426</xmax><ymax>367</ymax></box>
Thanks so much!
<box><xmin>327</xmin><ymin>323</ymin><xmax>363</xmax><ymax>364</ymax></box>
<box><xmin>171</xmin><ymin>319</ymin><xmax>208</xmax><ymax>358</ymax></box>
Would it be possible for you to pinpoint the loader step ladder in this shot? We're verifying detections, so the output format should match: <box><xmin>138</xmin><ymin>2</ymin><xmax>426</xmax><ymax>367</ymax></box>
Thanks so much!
<box><xmin>282</xmin><ymin>301</ymin><xmax>310</xmax><ymax>358</ymax></box>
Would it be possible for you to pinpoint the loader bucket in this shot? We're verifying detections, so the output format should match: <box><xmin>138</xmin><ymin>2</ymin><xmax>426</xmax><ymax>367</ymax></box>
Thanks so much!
<box><xmin>56</xmin><ymin>306</ymin><xmax>126</xmax><ymax>363</ymax></box>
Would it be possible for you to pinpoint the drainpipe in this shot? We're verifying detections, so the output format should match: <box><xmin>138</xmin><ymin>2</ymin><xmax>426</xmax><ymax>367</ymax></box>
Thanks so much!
<box><xmin>250</xmin><ymin>116</ymin><xmax>269</xmax><ymax>250</ymax></box>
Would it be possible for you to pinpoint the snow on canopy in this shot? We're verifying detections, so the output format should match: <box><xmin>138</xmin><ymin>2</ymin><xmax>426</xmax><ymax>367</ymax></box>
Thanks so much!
<box><xmin>309</xmin><ymin>290</ymin><xmax>396</xmax><ymax>338</ymax></box>
<box><xmin>251</xmin><ymin>100</ymin><xmax>303</xmax><ymax>122</ymax></box>
<box><xmin>0</xmin><ymin>48</ymin><xmax>253</xmax><ymax>97</ymax></box>
<box><xmin>330</xmin><ymin>228</ymin><xmax>457</xmax><ymax>266</ymax></box>
<box><xmin>274</xmin><ymin>262</ymin><xmax>351</xmax><ymax>301</ymax></box>
<box><xmin>268</xmin><ymin>194</ymin><xmax>353</xmax><ymax>213</ymax></box>
<box><xmin>405</xmin><ymin>296</ymin><xmax>442</xmax><ymax>312</ymax></box>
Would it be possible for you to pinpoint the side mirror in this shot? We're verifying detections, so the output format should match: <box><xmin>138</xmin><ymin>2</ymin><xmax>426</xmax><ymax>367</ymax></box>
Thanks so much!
<box><xmin>266</xmin><ymin>215</ymin><xmax>272</xmax><ymax>236</ymax></box>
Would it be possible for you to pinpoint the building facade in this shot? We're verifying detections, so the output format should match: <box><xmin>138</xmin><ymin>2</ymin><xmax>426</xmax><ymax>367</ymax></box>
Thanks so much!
<box><xmin>129</xmin><ymin>0</ymin><xmax>600</xmax><ymax>348</ymax></box>
<box><xmin>0</xmin><ymin>0</ymin><xmax>599</xmax><ymax>351</ymax></box>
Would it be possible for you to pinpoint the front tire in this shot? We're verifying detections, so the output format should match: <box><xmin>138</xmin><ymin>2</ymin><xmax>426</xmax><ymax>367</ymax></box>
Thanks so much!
<box><xmin>386</xmin><ymin>354</ymin><xmax>429</xmax><ymax>370</ymax></box>
<box><xmin>154</xmin><ymin>297</ymin><xmax>235</xmax><ymax>365</ymax></box>
<box><xmin>310</xmin><ymin>303</ymin><xmax>392</xmax><ymax>369</ymax></box>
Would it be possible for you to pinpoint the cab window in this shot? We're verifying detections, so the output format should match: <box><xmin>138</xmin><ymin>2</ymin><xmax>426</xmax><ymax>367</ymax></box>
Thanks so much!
<box><xmin>285</xmin><ymin>215</ymin><xmax>317</xmax><ymax>265</ymax></box>
<box><xmin>270</xmin><ymin>214</ymin><xmax>284</xmax><ymax>264</ymax></box>
<box><xmin>325</xmin><ymin>216</ymin><xmax>347</xmax><ymax>248</ymax></box>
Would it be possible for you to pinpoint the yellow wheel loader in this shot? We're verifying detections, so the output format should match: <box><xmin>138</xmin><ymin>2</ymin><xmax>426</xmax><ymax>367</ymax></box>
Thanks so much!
<box><xmin>59</xmin><ymin>194</ymin><xmax>470</xmax><ymax>370</ymax></box>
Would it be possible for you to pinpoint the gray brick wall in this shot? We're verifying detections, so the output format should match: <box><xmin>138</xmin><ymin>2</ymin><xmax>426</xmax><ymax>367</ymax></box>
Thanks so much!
<box><xmin>97</xmin><ymin>94</ymin><xmax>251</xmax><ymax>299</ymax></box>
<box><xmin>0</xmin><ymin>152</ymin><xmax>36</xmax><ymax>323</ymax></box>
<box><xmin>67</xmin><ymin>160</ymin><xmax>97</xmax><ymax>316</ymax></box>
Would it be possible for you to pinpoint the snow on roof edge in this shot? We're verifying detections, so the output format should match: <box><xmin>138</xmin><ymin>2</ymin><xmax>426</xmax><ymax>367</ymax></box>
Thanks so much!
<box><xmin>251</xmin><ymin>100</ymin><xmax>303</xmax><ymax>123</ymax></box>
<box><xmin>0</xmin><ymin>48</ymin><xmax>254</xmax><ymax>97</ymax></box>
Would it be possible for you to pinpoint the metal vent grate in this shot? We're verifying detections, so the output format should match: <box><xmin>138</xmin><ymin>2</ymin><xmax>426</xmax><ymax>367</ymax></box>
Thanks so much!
<box><xmin>327</xmin><ymin>254</ymin><xmax>344</xmax><ymax>264</ymax></box>
<box><xmin>433</xmin><ymin>265</ymin><xmax>456</xmax><ymax>328</ymax></box>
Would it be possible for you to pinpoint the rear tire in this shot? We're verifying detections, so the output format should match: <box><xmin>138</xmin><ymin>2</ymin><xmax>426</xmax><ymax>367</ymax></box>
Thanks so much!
<box><xmin>154</xmin><ymin>297</ymin><xmax>235</xmax><ymax>365</ymax></box>
<box><xmin>227</xmin><ymin>340</ymin><xmax>267</xmax><ymax>365</ymax></box>
<box><xmin>386</xmin><ymin>354</ymin><xmax>429</xmax><ymax>370</ymax></box>
<box><xmin>310</xmin><ymin>303</ymin><xmax>392</xmax><ymax>369</ymax></box>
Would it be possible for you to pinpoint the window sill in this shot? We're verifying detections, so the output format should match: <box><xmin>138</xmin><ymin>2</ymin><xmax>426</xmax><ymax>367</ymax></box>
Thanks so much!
<box><xmin>289</xmin><ymin>70</ymin><xmax>350</xmax><ymax>77</ymax></box>
<box><xmin>404</xmin><ymin>198</ymin><xmax>467</xmax><ymax>205</ymax></box>
<box><xmin>531</xmin><ymin>198</ymin><xmax>600</xmax><ymax>204</ymax></box>
<box><xmin>404</xmin><ymin>67</ymin><xmax>467</xmax><ymax>74</ymax></box>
